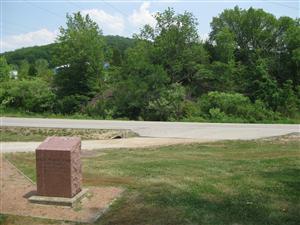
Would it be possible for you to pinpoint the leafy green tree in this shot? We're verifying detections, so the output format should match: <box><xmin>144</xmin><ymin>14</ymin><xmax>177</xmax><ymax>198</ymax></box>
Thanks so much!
<box><xmin>214</xmin><ymin>27</ymin><xmax>236</xmax><ymax>63</ymax></box>
<box><xmin>277</xmin><ymin>80</ymin><xmax>300</xmax><ymax>116</ymax></box>
<box><xmin>137</xmin><ymin>8</ymin><xmax>209</xmax><ymax>84</ymax></box>
<box><xmin>54</xmin><ymin>12</ymin><xmax>105</xmax><ymax>108</ymax></box>
<box><xmin>247</xmin><ymin>58</ymin><xmax>280</xmax><ymax>110</ymax></box>
<box><xmin>0</xmin><ymin>56</ymin><xmax>11</xmax><ymax>81</ymax></box>
<box><xmin>209</xmin><ymin>6</ymin><xmax>300</xmax><ymax>114</ymax></box>
<box><xmin>35</xmin><ymin>58</ymin><xmax>53</xmax><ymax>80</ymax></box>
<box><xmin>192</xmin><ymin>60</ymin><xmax>240</xmax><ymax>96</ymax></box>
<box><xmin>276</xmin><ymin>17</ymin><xmax>300</xmax><ymax>86</ymax></box>
<box><xmin>18</xmin><ymin>60</ymin><xmax>30</xmax><ymax>79</ymax></box>
<box><xmin>210</xmin><ymin>6</ymin><xmax>278</xmax><ymax>63</ymax></box>
<box><xmin>113</xmin><ymin>41</ymin><xmax>169</xmax><ymax>120</ymax></box>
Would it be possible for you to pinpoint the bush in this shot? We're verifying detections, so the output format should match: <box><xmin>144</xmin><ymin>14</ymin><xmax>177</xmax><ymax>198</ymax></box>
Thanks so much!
<box><xmin>197</xmin><ymin>92</ymin><xmax>279</xmax><ymax>122</ymax></box>
<box><xmin>277</xmin><ymin>80</ymin><xmax>300</xmax><ymax>117</ymax></box>
<box><xmin>145</xmin><ymin>83</ymin><xmax>186</xmax><ymax>121</ymax></box>
<box><xmin>56</xmin><ymin>94</ymin><xmax>89</xmax><ymax>114</ymax></box>
<box><xmin>0</xmin><ymin>79</ymin><xmax>55</xmax><ymax>112</ymax></box>
<box><xmin>84</xmin><ymin>96</ymin><xmax>115</xmax><ymax>119</ymax></box>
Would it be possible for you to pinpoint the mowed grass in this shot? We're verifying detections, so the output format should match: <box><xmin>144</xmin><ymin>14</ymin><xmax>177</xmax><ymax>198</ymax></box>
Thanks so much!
<box><xmin>1</xmin><ymin>126</ymin><xmax>137</xmax><ymax>142</ymax></box>
<box><xmin>3</xmin><ymin>138</ymin><xmax>300</xmax><ymax>225</ymax></box>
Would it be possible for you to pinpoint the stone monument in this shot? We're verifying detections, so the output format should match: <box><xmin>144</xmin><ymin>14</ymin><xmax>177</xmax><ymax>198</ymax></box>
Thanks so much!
<box><xmin>35</xmin><ymin>136</ymin><xmax>82</xmax><ymax>198</ymax></box>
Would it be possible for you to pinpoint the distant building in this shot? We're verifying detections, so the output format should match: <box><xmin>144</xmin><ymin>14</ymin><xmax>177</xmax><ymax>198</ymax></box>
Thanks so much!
<box><xmin>53</xmin><ymin>64</ymin><xmax>70</xmax><ymax>74</ymax></box>
<box><xmin>103</xmin><ymin>62</ymin><xmax>110</xmax><ymax>69</ymax></box>
<box><xmin>9</xmin><ymin>70</ymin><xmax>18</xmax><ymax>79</ymax></box>
<box><xmin>54</xmin><ymin>62</ymin><xmax>110</xmax><ymax>74</ymax></box>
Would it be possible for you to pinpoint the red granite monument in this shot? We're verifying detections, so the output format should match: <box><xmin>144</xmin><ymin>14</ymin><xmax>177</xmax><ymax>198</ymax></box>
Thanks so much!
<box><xmin>36</xmin><ymin>137</ymin><xmax>82</xmax><ymax>198</ymax></box>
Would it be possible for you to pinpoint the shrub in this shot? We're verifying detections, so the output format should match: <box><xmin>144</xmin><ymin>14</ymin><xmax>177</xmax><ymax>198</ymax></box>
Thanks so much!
<box><xmin>197</xmin><ymin>91</ymin><xmax>279</xmax><ymax>122</ymax></box>
<box><xmin>84</xmin><ymin>96</ymin><xmax>115</xmax><ymax>119</ymax></box>
<box><xmin>56</xmin><ymin>94</ymin><xmax>89</xmax><ymax>114</ymax></box>
<box><xmin>145</xmin><ymin>83</ymin><xmax>186</xmax><ymax>121</ymax></box>
<box><xmin>0</xmin><ymin>78</ymin><xmax>55</xmax><ymax>112</ymax></box>
<box><xmin>277</xmin><ymin>80</ymin><xmax>300</xmax><ymax>117</ymax></box>
<box><xmin>209</xmin><ymin>108</ymin><xmax>230</xmax><ymax>121</ymax></box>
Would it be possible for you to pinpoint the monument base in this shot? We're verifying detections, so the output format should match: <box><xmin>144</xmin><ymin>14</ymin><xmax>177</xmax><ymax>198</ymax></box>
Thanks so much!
<box><xmin>28</xmin><ymin>188</ymin><xmax>88</xmax><ymax>207</ymax></box>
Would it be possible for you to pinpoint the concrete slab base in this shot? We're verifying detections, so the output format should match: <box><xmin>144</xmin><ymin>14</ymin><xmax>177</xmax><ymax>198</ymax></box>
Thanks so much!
<box><xmin>28</xmin><ymin>188</ymin><xmax>88</xmax><ymax>207</ymax></box>
<box><xmin>1</xmin><ymin>156</ymin><xmax>124</xmax><ymax>223</ymax></box>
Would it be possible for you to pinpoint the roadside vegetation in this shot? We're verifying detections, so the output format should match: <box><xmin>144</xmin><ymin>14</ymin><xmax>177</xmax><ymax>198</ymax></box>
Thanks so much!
<box><xmin>1</xmin><ymin>6</ymin><xmax>300</xmax><ymax>123</ymax></box>
<box><xmin>0</xmin><ymin>126</ymin><xmax>137</xmax><ymax>142</ymax></box>
<box><xmin>3</xmin><ymin>136</ymin><xmax>300</xmax><ymax>225</ymax></box>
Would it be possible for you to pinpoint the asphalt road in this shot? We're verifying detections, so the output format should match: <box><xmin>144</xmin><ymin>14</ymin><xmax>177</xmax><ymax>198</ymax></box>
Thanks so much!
<box><xmin>2</xmin><ymin>117</ymin><xmax>299</xmax><ymax>140</ymax></box>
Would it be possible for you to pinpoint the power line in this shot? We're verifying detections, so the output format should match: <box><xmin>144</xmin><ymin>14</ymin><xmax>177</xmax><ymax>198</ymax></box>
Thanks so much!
<box><xmin>265</xmin><ymin>0</ymin><xmax>299</xmax><ymax>11</ymax></box>
<box><xmin>22</xmin><ymin>0</ymin><xmax>65</xmax><ymax>20</ymax></box>
<box><xmin>66</xmin><ymin>0</ymin><xmax>81</xmax><ymax>10</ymax></box>
<box><xmin>2</xmin><ymin>19</ymin><xmax>40</xmax><ymax>32</ymax></box>
<box><xmin>66</xmin><ymin>0</ymin><xmax>129</xmax><ymax>17</ymax></box>
<box><xmin>101</xmin><ymin>0</ymin><xmax>129</xmax><ymax>17</ymax></box>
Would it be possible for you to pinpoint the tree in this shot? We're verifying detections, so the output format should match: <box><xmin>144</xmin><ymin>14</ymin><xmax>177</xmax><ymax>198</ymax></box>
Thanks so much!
<box><xmin>214</xmin><ymin>27</ymin><xmax>236</xmax><ymax>63</ymax></box>
<box><xmin>0</xmin><ymin>56</ymin><xmax>11</xmax><ymax>81</ymax></box>
<box><xmin>137</xmin><ymin>8</ymin><xmax>209</xmax><ymax>84</ymax></box>
<box><xmin>35</xmin><ymin>58</ymin><xmax>53</xmax><ymax>80</ymax></box>
<box><xmin>54</xmin><ymin>12</ymin><xmax>105</xmax><ymax>104</ymax></box>
<box><xmin>210</xmin><ymin>6</ymin><xmax>278</xmax><ymax>63</ymax></box>
<box><xmin>276</xmin><ymin>17</ymin><xmax>300</xmax><ymax>86</ymax></box>
<box><xmin>18</xmin><ymin>60</ymin><xmax>30</xmax><ymax>79</ymax></box>
<box><xmin>209</xmin><ymin>6</ymin><xmax>300</xmax><ymax>113</ymax></box>
<box><xmin>113</xmin><ymin>41</ymin><xmax>169</xmax><ymax>120</ymax></box>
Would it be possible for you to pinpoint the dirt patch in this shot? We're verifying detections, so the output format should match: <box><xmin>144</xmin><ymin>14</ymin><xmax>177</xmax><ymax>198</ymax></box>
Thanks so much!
<box><xmin>260</xmin><ymin>132</ymin><xmax>300</xmax><ymax>143</ymax></box>
<box><xmin>0</xmin><ymin>155</ymin><xmax>123</xmax><ymax>223</ymax></box>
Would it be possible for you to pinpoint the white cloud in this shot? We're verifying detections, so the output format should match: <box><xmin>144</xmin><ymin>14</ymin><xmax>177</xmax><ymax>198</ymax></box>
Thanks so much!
<box><xmin>1</xmin><ymin>29</ymin><xmax>57</xmax><ymax>53</ymax></box>
<box><xmin>129</xmin><ymin>2</ymin><xmax>156</xmax><ymax>27</ymax></box>
<box><xmin>81</xmin><ymin>9</ymin><xmax>125</xmax><ymax>35</ymax></box>
<box><xmin>1</xmin><ymin>4</ymin><xmax>156</xmax><ymax>53</ymax></box>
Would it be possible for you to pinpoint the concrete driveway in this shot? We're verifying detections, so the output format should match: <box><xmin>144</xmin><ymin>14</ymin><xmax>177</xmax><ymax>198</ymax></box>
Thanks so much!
<box><xmin>2</xmin><ymin>117</ymin><xmax>299</xmax><ymax>140</ymax></box>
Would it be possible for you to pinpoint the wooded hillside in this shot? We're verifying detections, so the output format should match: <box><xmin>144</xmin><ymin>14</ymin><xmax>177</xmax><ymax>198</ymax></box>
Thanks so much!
<box><xmin>1</xmin><ymin>7</ymin><xmax>299</xmax><ymax>123</ymax></box>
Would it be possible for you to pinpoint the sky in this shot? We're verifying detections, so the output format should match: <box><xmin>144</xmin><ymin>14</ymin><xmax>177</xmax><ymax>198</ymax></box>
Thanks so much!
<box><xmin>1</xmin><ymin>0</ymin><xmax>299</xmax><ymax>53</ymax></box>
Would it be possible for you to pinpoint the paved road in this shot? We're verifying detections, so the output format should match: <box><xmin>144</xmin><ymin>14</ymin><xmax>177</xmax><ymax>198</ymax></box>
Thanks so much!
<box><xmin>2</xmin><ymin>117</ymin><xmax>299</xmax><ymax>140</ymax></box>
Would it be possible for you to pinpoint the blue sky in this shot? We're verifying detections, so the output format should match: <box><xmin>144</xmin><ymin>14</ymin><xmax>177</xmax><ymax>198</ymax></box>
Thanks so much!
<box><xmin>1</xmin><ymin>0</ymin><xmax>299</xmax><ymax>53</ymax></box>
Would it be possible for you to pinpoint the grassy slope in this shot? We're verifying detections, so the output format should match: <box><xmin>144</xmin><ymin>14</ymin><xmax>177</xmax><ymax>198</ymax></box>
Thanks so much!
<box><xmin>3</xmin><ymin>139</ymin><xmax>300</xmax><ymax>225</ymax></box>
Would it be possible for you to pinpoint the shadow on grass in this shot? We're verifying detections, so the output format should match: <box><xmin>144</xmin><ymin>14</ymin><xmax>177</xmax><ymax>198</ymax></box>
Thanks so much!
<box><xmin>261</xmin><ymin>168</ymin><xmax>300</xmax><ymax>196</ymax></box>
<box><xmin>99</xmin><ymin>181</ymin><xmax>300</xmax><ymax>225</ymax></box>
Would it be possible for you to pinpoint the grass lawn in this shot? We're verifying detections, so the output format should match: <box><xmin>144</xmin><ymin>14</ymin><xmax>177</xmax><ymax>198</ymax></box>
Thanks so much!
<box><xmin>0</xmin><ymin>126</ymin><xmax>137</xmax><ymax>142</ymax></box>
<box><xmin>2</xmin><ymin>108</ymin><xmax>300</xmax><ymax>124</ymax></box>
<box><xmin>2</xmin><ymin>138</ymin><xmax>300</xmax><ymax>225</ymax></box>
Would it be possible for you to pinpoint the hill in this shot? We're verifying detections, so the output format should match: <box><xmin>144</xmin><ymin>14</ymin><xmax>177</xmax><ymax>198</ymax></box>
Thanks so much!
<box><xmin>1</xmin><ymin>35</ymin><xmax>135</xmax><ymax>68</ymax></box>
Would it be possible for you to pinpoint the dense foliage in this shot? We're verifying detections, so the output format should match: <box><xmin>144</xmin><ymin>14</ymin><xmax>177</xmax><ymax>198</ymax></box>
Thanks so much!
<box><xmin>1</xmin><ymin>7</ymin><xmax>299</xmax><ymax>123</ymax></box>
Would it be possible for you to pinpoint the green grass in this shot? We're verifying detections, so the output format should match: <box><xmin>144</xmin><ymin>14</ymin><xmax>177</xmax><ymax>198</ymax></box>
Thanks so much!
<box><xmin>0</xmin><ymin>108</ymin><xmax>128</xmax><ymax>120</ymax></box>
<box><xmin>1</xmin><ymin>126</ymin><xmax>137</xmax><ymax>142</ymax></box>
<box><xmin>3</xmin><ymin>139</ymin><xmax>300</xmax><ymax>225</ymax></box>
<box><xmin>2</xmin><ymin>107</ymin><xmax>300</xmax><ymax>124</ymax></box>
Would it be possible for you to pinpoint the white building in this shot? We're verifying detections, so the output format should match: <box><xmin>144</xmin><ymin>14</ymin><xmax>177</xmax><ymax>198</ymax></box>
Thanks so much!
<box><xmin>9</xmin><ymin>70</ymin><xmax>18</xmax><ymax>79</ymax></box>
